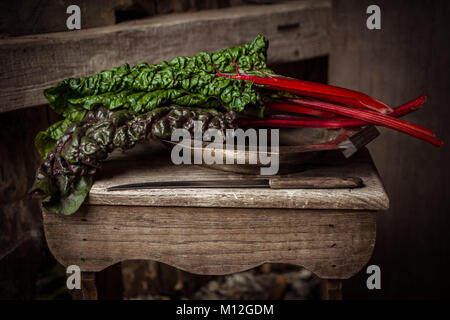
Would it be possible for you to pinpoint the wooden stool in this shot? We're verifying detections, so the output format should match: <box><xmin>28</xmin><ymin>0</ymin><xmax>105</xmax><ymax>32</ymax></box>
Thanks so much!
<box><xmin>42</xmin><ymin>144</ymin><xmax>388</xmax><ymax>300</ymax></box>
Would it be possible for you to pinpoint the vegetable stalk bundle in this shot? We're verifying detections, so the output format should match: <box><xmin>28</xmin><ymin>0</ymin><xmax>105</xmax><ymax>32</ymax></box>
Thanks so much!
<box><xmin>31</xmin><ymin>35</ymin><xmax>442</xmax><ymax>215</ymax></box>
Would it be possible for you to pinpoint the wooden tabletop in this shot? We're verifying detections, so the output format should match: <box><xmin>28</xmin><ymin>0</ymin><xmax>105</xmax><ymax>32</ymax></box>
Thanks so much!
<box><xmin>87</xmin><ymin>141</ymin><xmax>389</xmax><ymax>211</ymax></box>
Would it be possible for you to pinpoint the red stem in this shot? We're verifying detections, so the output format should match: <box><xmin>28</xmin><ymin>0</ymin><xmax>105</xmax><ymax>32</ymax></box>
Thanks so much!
<box><xmin>235</xmin><ymin>117</ymin><xmax>363</xmax><ymax>128</ymax></box>
<box><xmin>390</xmin><ymin>95</ymin><xmax>427</xmax><ymax>117</ymax></box>
<box><xmin>283</xmin><ymin>98</ymin><xmax>441</xmax><ymax>146</ymax></box>
<box><xmin>268</xmin><ymin>103</ymin><xmax>336</xmax><ymax>118</ymax></box>
<box><xmin>265</xmin><ymin>95</ymin><xmax>429</xmax><ymax>128</ymax></box>
<box><xmin>218</xmin><ymin>64</ymin><xmax>440</xmax><ymax>146</ymax></box>
<box><xmin>217</xmin><ymin>67</ymin><xmax>394</xmax><ymax>114</ymax></box>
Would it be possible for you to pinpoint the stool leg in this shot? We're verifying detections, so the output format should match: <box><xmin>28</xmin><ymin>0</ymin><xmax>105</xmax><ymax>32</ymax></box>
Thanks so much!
<box><xmin>321</xmin><ymin>279</ymin><xmax>342</xmax><ymax>300</ymax></box>
<box><xmin>81</xmin><ymin>272</ymin><xmax>98</xmax><ymax>300</ymax></box>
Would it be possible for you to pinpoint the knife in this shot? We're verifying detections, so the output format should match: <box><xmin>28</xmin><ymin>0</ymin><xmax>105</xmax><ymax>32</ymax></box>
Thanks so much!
<box><xmin>106</xmin><ymin>176</ymin><xmax>363</xmax><ymax>191</ymax></box>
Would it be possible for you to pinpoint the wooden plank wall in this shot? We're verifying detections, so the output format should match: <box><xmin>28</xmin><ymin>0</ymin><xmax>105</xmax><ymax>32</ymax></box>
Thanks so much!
<box><xmin>0</xmin><ymin>0</ymin><xmax>133</xmax><ymax>36</ymax></box>
<box><xmin>330</xmin><ymin>0</ymin><xmax>450</xmax><ymax>298</ymax></box>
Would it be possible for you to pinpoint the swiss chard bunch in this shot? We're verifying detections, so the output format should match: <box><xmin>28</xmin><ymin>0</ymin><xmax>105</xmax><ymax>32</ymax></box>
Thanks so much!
<box><xmin>33</xmin><ymin>35</ymin><xmax>442</xmax><ymax>215</ymax></box>
<box><xmin>35</xmin><ymin>35</ymin><xmax>272</xmax><ymax>159</ymax></box>
<box><xmin>36</xmin><ymin>34</ymin><xmax>442</xmax><ymax>160</ymax></box>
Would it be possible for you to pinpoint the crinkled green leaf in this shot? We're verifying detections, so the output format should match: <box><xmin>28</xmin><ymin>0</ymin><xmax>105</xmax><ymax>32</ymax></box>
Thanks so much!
<box><xmin>35</xmin><ymin>106</ymin><xmax>88</xmax><ymax>157</ymax></box>
<box><xmin>43</xmin><ymin>35</ymin><xmax>270</xmax><ymax>117</ymax></box>
<box><xmin>67</xmin><ymin>89</ymin><xmax>224</xmax><ymax>113</ymax></box>
<box><xmin>35</xmin><ymin>130</ymin><xmax>58</xmax><ymax>159</ymax></box>
<box><xmin>35</xmin><ymin>119</ymin><xmax>71</xmax><ymax>158</ymax></box>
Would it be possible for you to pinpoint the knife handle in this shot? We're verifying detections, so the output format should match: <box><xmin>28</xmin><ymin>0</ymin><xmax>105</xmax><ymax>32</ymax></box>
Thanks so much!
<box><xmin>268</xmin><ymin>177</ymin><xmax>363</xmax><ymax>189</ymax></box>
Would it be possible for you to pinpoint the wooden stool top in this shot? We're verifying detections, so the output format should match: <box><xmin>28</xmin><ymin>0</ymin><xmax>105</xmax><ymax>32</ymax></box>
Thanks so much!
<box><xmin>87</xmin><ymin>141</ymin><xmax>389</xmax><ymax>211</ymax></box>
<box><xmin>42</xmin><ymin>141</ymin><xmax>388</xmax><ymax>277</ymax></box>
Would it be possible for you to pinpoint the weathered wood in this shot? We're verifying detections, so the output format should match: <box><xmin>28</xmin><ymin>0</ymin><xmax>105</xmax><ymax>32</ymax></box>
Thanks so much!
<box><xmin>40</xmin><ymin>131</ymin><xmax>384</xmax><ymax>287</ymax></box>
<box><xmin>269</xmin><ymin>176</ymin><xmax>363</xmax><ymax>189</ymax></box>
<box><xmin>0</xmin><ymin>0</ymin><xmax>133</xmax><ymax>37</ymax></box>
<box><xmin>43</xmin><ymin>206</ymin><xmax>376</xmax><ymax>279</ymax></box>
<box><xmin>87</xmin><ymin>143</ymin><xmax>389</xmax><ymax>210</ymax></box>
<box><xmin>321</xmin><ymin>279</ymin><xmax>342</xmax><ymax>300</ymax></box>
<box><xmin>0</xmin><ymin>0</ymin><xmax>330</xmax><ymax>113</ymax></box>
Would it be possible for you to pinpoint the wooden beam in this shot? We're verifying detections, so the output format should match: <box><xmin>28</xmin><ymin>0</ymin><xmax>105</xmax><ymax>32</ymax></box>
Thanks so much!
<box><xmin>0</xmin><ymin>0</ymin><xmax>330</xmax><ymax>113</ymax></box>
<box><xmin>0</xmin><ymin>0</ymin><xmax>133</xmax><ymax>37</ymax></box>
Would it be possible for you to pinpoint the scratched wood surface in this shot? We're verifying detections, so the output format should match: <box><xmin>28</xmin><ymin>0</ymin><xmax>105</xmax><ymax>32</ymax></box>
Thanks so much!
<box><xmin>87</xmin><ymin>142</ymin><xmax>389</xmax><ymax>210</ymax></box>
<box><xmin>43</xmin><ymin>206</ymin><xmax>376</xmax><ymax>279</ymax></box>
<box><xmin>0</xmin><ymin>0</ymin><xmax>330</xmax><ymax>113</ymax></box>
<box><xmin>42</xmin><ymin>141</ymin><xmax>385</xmax><ymax>278</ymax></box>
<box><xmin>0</xmin><ymin>0</ymin><xmax>133</xmax><ymax>36</ymax></box>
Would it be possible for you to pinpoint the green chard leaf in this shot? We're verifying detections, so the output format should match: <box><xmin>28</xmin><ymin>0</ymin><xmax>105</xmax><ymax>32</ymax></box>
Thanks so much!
<box><xmin>34</xmin><ymin>107</ymin><xmax>88</xmax><ymax>158</ymax></box>
<box><xmin>37</xmin><ymin>35</ymin><xmax>271</xmax><ymax>158</ymax></box>
<box><xmin>42</xmin><ymin>35</ymin><xmax>270</xmax><ymax>118</ymax></box>
<box><xmin>42</xmin><ymin>176</ymin><xmax>93</xmax><ymax>215</ymax></box>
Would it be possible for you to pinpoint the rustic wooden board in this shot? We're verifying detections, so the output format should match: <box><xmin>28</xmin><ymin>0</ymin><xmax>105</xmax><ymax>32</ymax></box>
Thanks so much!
<box><xmin>87</xmin><ymin>143</ymin><xmax>389</xmax><ymax>210</ymax></box>
<box><xmin>0</xmin><ymin>0</ymin><xmax>330</xmax><ymax>113</ymax></box>
<box><xmin>42</xmin><ymin>206</ymin><xmax>376</xmax><ymax>279</ymax></box>
<box><xmin>0</xmin><ymin>0</ymin><xmax>133</xmax><ymax>37</ymax></box>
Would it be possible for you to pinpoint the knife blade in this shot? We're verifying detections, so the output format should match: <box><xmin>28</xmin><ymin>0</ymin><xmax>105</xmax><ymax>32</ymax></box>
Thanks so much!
<box><xmin>106</xmin><ymin>176</ymin><xmax>363</xmax><ymax>191</ymax></box>
<box><xmin>107</xmin><ymin>179</ymin><xmax>268</xmax><ymax>190</ymax></box>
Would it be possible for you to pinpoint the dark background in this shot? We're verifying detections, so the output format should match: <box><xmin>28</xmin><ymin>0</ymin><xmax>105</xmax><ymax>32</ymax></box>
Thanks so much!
<box><xmin>1</xmin><ymin>0</ymin><xmax>449</xmax><ymax>299</ymax></box>
<box><xmin>329</xmin><ymin>0</ymin><xmax>450</xmax><ymax>299</ymax></box>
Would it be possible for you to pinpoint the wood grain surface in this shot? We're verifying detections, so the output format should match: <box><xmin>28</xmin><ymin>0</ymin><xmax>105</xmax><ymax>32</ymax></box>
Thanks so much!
<box><xmin>0</xmin><ymin>0</ymin><xmax>330</xmax><ymax>113</ymax></box>
<box><xmin>0</xmin><ymin>0</ymin><xmax>133</xmax><ymax>37</ymax></box>
<box><xmin>87</xmin><ymin>143</ymin><xmax>389</xmax><ymax>210</ymax></box>
<box><xmin>268</xmin><ymin>176</ymin><xmax>363</xmax><ymax>189</ymax></box>
<box><xmin>43</xmin><ymin>206</ymin><xmax>376</xmax><ymax>279</ymax></box>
